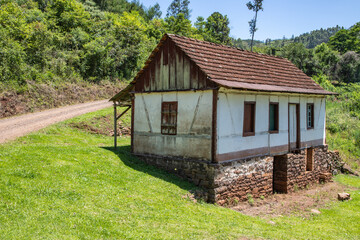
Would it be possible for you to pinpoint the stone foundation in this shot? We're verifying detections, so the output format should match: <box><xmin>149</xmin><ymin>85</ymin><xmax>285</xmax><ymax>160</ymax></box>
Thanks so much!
<box><xmin>135</xmin><ymin>145</ymin><xmax>341</xmax><ymax>205</ymax></box>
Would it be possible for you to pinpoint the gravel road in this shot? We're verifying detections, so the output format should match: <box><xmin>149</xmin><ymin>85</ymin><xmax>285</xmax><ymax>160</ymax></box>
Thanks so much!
<box><xmin>0</xmin><ymin>100</ymin><xmax>113</xmax><ymax>144</ymax></box>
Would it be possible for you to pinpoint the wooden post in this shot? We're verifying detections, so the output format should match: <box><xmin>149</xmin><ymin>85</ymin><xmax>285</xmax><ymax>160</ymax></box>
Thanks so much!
<box><xmin>114</xmin><ymin>102</ymin><xmax>117</xmax><ymax>149</ymax></box>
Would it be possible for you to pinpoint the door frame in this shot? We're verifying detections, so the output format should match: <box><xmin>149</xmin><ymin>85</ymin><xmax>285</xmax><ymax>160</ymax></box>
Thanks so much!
<box><xmin>288</xmin><ymin>103</ymin><xmax>300</xmax><ymax>151</ymax></box>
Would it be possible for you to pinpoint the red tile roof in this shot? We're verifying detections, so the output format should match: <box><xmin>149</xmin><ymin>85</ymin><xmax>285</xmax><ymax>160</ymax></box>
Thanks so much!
<box><xmin>167</xmin><ymin>34</ymin><xmax>334</xmax><ymax>95</ymax></box>
<box><xmin>111</xmin><ymin>34</ymin><xmax>334</xmax><ymax>102</ymax></box>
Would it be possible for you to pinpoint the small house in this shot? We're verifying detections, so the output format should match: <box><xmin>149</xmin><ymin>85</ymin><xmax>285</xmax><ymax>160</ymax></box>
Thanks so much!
<box><xmin>111</xmin><ymin>34</ymin><xmax>339</xmax><ymax>204</ymax></box>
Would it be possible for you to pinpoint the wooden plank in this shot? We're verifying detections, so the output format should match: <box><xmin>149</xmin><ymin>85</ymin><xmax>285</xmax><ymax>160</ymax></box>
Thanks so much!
<box><xmin>190</xmin><ymin>63</ymin><xmax>198</xmax><ymax>89</ymax></box>
<box><xmin>183</xmin><ymin>56</ymin><xmax>191</xmax><ymax>89</ymax></box>
<box><xmin>161</xmin><ymin>51</ymin><xmax>169</xmax><ymax>90</ymax></box>
<box><xmin>155</xmin><ymin>51</ymin><xmax>162</xmax><ymax>91</ymax></box>
<box><xmin>169</xmin><ymin>41</ymin><xmax>176</xmax><ymax>90</ymax></box>
<box><xmin>176</xmin><ymin>48</ymin><xmax>184</xmax><ymax>89</ymax></box>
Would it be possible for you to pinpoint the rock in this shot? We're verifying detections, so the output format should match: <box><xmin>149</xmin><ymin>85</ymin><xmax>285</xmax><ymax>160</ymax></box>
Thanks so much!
<box><xmin>311</xmin><ymin>209</ymin><xmax>321</xmax><ymax>214</ymax></box>
<box><xmin>338</xmin><ymin>192</ymin><xmax>351</xmax><ymax>201</ymax></box>
<box><xmin>342</xmin><ymin>164</ymin><xmax>359</xmax><ymax>176</ymax></box>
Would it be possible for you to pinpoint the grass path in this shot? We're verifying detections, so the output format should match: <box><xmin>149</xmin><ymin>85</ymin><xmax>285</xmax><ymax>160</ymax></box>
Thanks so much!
<box><xmin>0</xmin><ymin>108</ymin><xmax>359</xmax><ymax>239</ymax></box>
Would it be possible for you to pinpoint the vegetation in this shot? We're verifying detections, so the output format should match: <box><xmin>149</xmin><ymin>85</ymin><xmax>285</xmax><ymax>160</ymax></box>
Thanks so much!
<box><xmin>246</xmin><ymin>0</ymin><xmax>264</xmax><ymax>51</ymax></box>
<box><xmin>0</xmin><ymin>108</ymin><xmax>359</xmax><ymax>239</ymax></box>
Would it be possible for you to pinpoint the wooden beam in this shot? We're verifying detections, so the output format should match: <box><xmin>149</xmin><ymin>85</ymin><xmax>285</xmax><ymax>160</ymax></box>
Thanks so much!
<box><xmin>211</xmin><ymin>89</ymin><xmax>218</xmax><ymax>163</ymax></box>
<box><xmin>114</xmin><ymin>103</ymin><xmax>117</xmax><ymax>149</ymax></box>
<box><xmin>116</xmin><ymin>106</ymin><xmax>131</xmax><ymax>120</ymax></box>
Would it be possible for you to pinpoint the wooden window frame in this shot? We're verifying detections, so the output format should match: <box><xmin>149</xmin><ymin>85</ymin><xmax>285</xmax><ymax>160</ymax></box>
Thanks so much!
<box><xmin>243</xmin><ymin>101</ymin><xmax>256</xmax><ymax>137</ymax></box>
<box><xmin>269</xmin><ymin>102</ymin><xmax>279</xmax><ymax>134</ymax></box>
<box><xmin>307</xmin><ymin>103</ymin><xmax>314</xmax><ymax>129</ymax></box>
<box><xmin>161</xmin><ymin>101</ymin><xmax>177</xmax><ymax>135</ymax></box>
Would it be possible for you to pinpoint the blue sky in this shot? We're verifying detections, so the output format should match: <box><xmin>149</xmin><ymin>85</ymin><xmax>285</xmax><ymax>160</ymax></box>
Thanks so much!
<box><xmin>139</xmin><ymin>0</ymin><xmax>360</xmax><ymax>41</ymax></box>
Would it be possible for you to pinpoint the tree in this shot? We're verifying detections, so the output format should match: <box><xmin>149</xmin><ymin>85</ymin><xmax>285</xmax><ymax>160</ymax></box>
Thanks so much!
<box><xmin>166</xmin><ymin>0</ymin><xmax>191</xmax><ymax>20</ymax></box>
<box><xmin>203</xmin><ymin>12</ymin><xmax>230</xmax><ymax>44</ymax></box>
<box><xmin>145</xmin><ymin>3</ymin><xmax>162</xmax><ymax>21</ymax></box>
<box><xmin>313</xmin><ymin>43</ymin><xmax>339</xmax><ymax>76</ymax></box>
<box><xmin>246</xmin><ymin>0</ymin><xmax>263</xmax><ymax>51</ymax></box>
<box><xmin>279</xmin><ymin>43</ymin><xmax>320</xmax><ymax>77</ymax></box>
<box><xmin>334</xmin><ymin>51</ymin><xmax>360</xmax><ymax>83</ymax></box>
<box><xmin>165</xmin><ymin>13</ymin><xmax>193</xmax><ymax>37</ymax></box>
<box><xmin>328</xmin><ymin>22</ymin><xmax>360</xmax><ymax>54</ymax></box>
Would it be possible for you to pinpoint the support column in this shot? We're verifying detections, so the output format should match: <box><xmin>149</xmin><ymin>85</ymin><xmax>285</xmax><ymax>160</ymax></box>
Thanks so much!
<box><xmin>113</xmin><ymin>102</ymin><xmax>117</xmax><ymax>149</ymax></box>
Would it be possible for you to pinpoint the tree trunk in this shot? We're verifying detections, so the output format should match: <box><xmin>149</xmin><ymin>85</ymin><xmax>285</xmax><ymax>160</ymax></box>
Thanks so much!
<box><xmin>250</xmin><ymin>10</ymin><xmax>258</xmax><ymax>52</ymax></box>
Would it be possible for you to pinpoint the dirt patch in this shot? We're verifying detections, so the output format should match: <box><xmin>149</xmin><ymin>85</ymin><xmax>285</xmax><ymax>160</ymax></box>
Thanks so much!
<box><xmin>0</xmin><ymin>100</ymin><xmax>112</xmax><ymax>144</ymax></box>
<box><xmin>69</xmin><ymin>114</ymin><xmax>131</xmax><ymax>137</ymax></box>
<box><xmin>0</xmin><ymin>81</ymin><xmax>125</xmax><ymax>118</ymax></box>
<box><xmin>231</xmin><ymin>180</ymin><xmax>356</xmax><ymax>218</ymax></box>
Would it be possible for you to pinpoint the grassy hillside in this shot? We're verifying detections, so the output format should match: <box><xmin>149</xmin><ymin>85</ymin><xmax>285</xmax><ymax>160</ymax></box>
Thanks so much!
<box><xmin>0</xmin><ymin>107</ymin><xmax>359</xmax><ymax>239</ymax></box>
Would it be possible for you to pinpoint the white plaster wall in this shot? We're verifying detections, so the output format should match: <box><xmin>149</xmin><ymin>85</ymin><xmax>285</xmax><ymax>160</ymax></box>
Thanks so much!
<box><xmin>133</xmin><ymin>90</ymin><xmax>213</xmax><ymax>160</ymax></box>
<box><xmin>217</xmin><ymin>90</ymin><xmax>326</xmax><ymax>159</ymax></box>
<box><xmin>300</xmin><ymin>97</ymin><xmax>326</xmax><ymax>146</ymax></box>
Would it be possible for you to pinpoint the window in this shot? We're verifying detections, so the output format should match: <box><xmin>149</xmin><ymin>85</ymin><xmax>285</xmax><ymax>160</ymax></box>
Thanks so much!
<box><xmin>307</xmin><ymin>103</ymin><xmax>314</xmax><ymax>129</ymax></box>
<box><xmin>306</xmin><ymin>147</ymin><xmax>314</xmax><ymax>171</ymax></box>
<box><xmin>269</xmin><ymin>103</ymin><xmax>279</xmax><ymax>133</ymax></box>
<box><xmin>243</xmin><ymin>102</ymin><xmax>255</xmax><ymax>136</ymax></box>
<box><xmin>161</xmin><ymin>102</ymin><xmax>177</xmax><ymax>135</ymax></box>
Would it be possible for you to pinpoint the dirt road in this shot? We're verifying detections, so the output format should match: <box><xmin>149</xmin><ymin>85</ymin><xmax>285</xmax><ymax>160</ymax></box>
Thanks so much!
<box><xmin>0</xmin><ymin>100</ymin><xmax>113</xmax><ymax>144</ymax></box>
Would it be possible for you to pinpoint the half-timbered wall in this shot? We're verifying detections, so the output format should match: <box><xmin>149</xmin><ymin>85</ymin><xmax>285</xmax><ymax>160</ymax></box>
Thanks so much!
<box><xmin>133</xmin><ymin>90</ymin><xmax>213</xmax><ymax>161</ymax></box>
<box><xmin>216</xmin><ymin>89</ymin><xmax>326</xmax><ymax>162</ymax></box>
<box><xmin>135</xmin><ymin>38</ymin><xmax>215</xmax><ymax>92</ymax></box>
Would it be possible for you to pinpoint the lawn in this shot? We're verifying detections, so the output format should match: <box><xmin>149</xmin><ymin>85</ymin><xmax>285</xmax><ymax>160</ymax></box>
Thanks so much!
<box><xmin>0</xmin><ymin>108</ymin><xmax>359</xmax><ymax>239</ymax></box>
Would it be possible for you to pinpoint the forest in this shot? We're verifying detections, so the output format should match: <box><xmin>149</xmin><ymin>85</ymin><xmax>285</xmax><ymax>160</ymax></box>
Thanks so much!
<box><xmin>0</xmin><ymin>0</ymin><xmax>359</xmax><ymax>90</ymax></box>
<box><xmin>0</xmin><ymin>0</ymin><xmax>359</xmax><ymax>167</ymax></box>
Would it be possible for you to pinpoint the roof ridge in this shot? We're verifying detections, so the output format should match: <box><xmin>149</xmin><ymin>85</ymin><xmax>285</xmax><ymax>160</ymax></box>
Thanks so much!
<box><xmin>166</xmin><ymin>33</ymin><xmax>286</xmax><ymax>60</ymax></box>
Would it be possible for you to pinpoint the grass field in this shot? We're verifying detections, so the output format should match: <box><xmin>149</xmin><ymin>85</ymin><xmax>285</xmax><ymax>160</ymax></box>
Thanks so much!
<box><xmin>0</xmin><ymin>108</ymin><xmax>359</xmax><ymax>239</ymax></box>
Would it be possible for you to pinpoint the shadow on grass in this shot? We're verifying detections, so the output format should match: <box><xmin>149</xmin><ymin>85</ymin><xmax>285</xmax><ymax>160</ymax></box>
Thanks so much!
<box><xmin>102</xmin><ymin>146</ymin><xmax>198</xmax><ymax>192</ymax></box>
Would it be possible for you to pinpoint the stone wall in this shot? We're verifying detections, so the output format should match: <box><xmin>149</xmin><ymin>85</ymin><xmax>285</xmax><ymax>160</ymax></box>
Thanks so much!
<box><xmin>212</xmin><ymin>157</ymin><xmax>273</xmax><ymax>205</ymax></box>
<box><xmin>135</xmin><ymin>145</ymin><xmax>341</xmax><ymax>205</ymax></box>
<box><xmin>285</xmin><ymin>145</ymin><xmax>340</xmax><ymax>192</ymax></box>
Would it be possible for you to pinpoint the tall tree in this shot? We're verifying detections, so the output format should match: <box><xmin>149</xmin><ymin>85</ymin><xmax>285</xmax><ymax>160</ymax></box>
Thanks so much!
<box><xmin>246</xmin><ymin>0</ymin><xmax>263</xmax><ymax>51</ymax></box>
<box><xmin>166</xmin><ymin>0</ymin><xmax>191</xmax><ymax>20</ymax></box>
<box><xmin>204</xmin><ymin>12</ymin><xmax>230</xmax><ymax>44</ymax></box>
<box><xmin>145</xmin><ymin>3</ymin><xmax>162</xmax><ymax>21</ymax></box>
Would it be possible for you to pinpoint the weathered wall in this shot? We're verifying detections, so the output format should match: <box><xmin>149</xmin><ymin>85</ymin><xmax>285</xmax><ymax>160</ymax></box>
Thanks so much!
<box><xmin>216</xmin><ymin>89</ymin><xmax>326</xmax><ymax>161</ymax></box>
<box><xmin>133</xmin><ymin>90</ymin><xmax>213</xmax><ymax>160</ymax></box>
<box><xmin>134</xmin><ymin>37</ymin><xmax>215</xmax><ymax>92</ymax></box>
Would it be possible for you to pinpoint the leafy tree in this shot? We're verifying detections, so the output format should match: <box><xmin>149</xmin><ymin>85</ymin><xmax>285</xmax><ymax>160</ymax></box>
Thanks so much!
<box><xmin>203</xmin><ymin>12</ymin><xmax>230</xmax><ymax>45</ymax></box>
<box><xmin>246</xmin><ymin>0</ymin><xmax>263</xmax><ymax>51</ymax></box>
<box><xmin>165</xmin><ymin>13</ymin><xmax>200</xmax><ymax>38</ymax></box>
<box><xmin>312</xmin><ymin>74</ymin><xmax>336</xmax><ymax>92</ymax></box>
<box><xmin>166</xmin><ymin>0</ymin><xmax>191</xmax><ymax>20</ymax></box>
<box><xmin>334</xmin><ymin>51</ymin><xmax>360</xmax><ymax>83</ymax></box>
<box><xmin>0</xmin><ymin>27</ymin><xmax>26</xmax><ymax>86</ymax></box>
<box><xmin>279</xmin><ymin>43</ymin><xmax>320</xmax><ymax>76</ymax></box>
<box><xmin>328</xmin><ymin>23</ymin><xmax>360</xmax><ymax>54</ymax></box>
<box><xmin>48</xmin><ymin>0</ymin><xmax>90</xmax><ymax>32</ymax></box>
<box><xmin>194</xmin><ymin>16</ymin><xmax>205</xmax><ymax>34</ymax></box>
<box><xmin>145</xmin><ymin>3</ymin><xmax>162</xmax><ymax>21</ymax></box>
<box><xmin>0</xmin><ymin>2</ymin><xmax>28</xmax><ymax>40</ymax></box>
<box><xmin>313</xmin><ymin>43</ymin><xmax>339</xmax><ymax>76</ymax></box>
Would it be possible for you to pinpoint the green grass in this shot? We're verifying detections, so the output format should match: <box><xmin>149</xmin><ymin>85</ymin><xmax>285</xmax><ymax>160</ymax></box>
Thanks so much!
<box><xmin>326</xmin><ymin>100</ymin><xmax>360</xmax><ymax>170</ymax></box>
<box><xmin>0</xmin><ymin>108</ymin><xmax>360</xmax><ymax>239</ymax></box>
